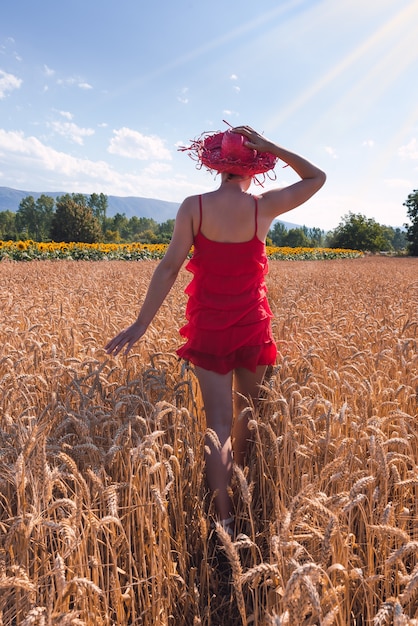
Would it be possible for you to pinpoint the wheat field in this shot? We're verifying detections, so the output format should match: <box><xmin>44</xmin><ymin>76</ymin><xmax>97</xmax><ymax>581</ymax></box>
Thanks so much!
<box><xmin>0</xmin><ymin>256</ymin><xmax>417</xmax><ymax>626</ymax></box>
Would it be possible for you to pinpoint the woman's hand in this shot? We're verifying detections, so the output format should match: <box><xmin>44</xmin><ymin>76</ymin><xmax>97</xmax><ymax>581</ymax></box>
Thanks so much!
<box><xmin>231</xmin><ymin>125</ymin><xmax>274</xmax><ymax>154</ymax></box>
<box><xmin>105</xmin><ymin>321</ymin><xmax>147</xmax><ymax>356</ymax></box>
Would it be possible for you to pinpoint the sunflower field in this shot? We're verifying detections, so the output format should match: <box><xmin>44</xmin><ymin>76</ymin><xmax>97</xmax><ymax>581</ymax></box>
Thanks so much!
<box><xmin>0</xmin><ymin>239</ymin><xmax>363</xmax><ymax>261</ymax></box>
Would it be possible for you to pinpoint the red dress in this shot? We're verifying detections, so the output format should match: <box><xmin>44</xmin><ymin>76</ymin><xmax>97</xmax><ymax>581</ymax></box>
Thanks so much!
<box><xmin>176</xmin><ymin>195</ymin><xmax>277</xmax><ymax>374</ymax></box>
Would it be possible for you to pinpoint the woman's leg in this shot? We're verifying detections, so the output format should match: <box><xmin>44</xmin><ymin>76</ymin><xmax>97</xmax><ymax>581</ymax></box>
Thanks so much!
<box><xmin>233</xmin><ymin>365</ymin><xmax>267</xmax><ymax>467</ymax></box>
<box><xmin>194</xmin><ymin>366</ymin><xmax>234</xmax><ymax>521</ymax></box>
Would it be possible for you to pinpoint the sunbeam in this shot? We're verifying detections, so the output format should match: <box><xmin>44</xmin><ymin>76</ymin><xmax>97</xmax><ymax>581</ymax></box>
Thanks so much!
<box><xmin>311</xmin><ymin>1</ymin><xmax>418</xmax><ymax>138</ymax></box>
<box><xmin>111</xmin><ymin>0</ymin><xmax>309</xmax><ymax>98</ymax></box>
<box><xmin>266</xmin><ymin>1</ymin><xmax>418</xmax><ymax>133</ymax></box>
<box><xmin>356</xmin><ymin>98</ymin><xmax>418</xmax><ymax>200</ymax></box>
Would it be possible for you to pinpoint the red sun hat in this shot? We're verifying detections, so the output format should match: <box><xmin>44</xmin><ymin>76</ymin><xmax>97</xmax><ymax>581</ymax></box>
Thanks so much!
<box><xmin>179</xmin><ymin>128</ymin><xmax>278</xmax><ymax>178</ymax></box>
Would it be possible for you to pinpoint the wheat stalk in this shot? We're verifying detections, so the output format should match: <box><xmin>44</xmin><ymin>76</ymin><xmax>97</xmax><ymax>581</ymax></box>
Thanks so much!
<box><xmin>1</xmin><ymin>257</ymin><xmax>418</xmax><ymax>624</ymax></box>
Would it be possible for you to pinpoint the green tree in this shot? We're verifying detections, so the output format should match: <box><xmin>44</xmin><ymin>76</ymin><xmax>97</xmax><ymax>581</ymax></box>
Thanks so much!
<box><xmin>269</xmin><ymin>221</ymin><xmax>288</xmax><ymax>246</ymax></box>
<box><xmin>285</xmin><ymin>228</ymin><xmax>310</xmax><ymax>247</ymax></box>
<box><xmin>36</xmin><ymin>194</ymin><xmax>55</xmax><ymax>240</ymax></box>
<box><xmin>327</xmin><ymin>212</ymin><xmax>388</xmax><ymax>252</ymax></box>
<box><xmin>104</xmin><ymin>229</ymin><xmax>121</xmax><ymax>242</ymax></box>
<box><xmin>156</xmin><ymin>219</ymin><xmax>175</xmax><ymax>243</ymax></box>
<box><xmin>0</xmin><ymin>210</ymin><xmax>17</xmax><ymax>240</ymax></box>
<box><xmin>390</xmin><ymin>227</ymin><xmax>407</xmax><ymax>252</ymax></box>
<box><xmin>139</xmin><ymin>229</ymin><xmax>157</xmax><ymax>243</ymax></box>
<box><xmin>269</xmin><ymin>222</ymin><xmax>324</xmax><ymax>247</ymax></box>
<box><xmin>15</xmin><ymin>196</ymin><xmax>36</xmax><ymax>238</ymax></box>
<box><xmin>404</xmin><ymin>189</ymin><xmax>418</xmax><ymax>255</ymax></box>
<box><xmin>109</xmin><ymin>213</ymin><xmax>128</xmax><ymax>232</ymax></box>
<box><xmin>70</xmin><ymin>193</ymin><xmax>89</xmax><ymax>207</ymax></box>
<box><xmin>135</xmin><ymin>216</ymin><xmax>158</xmax><ymax>232</ymax></box>
<box><xmin>16</xmin><ymin>195</ymin><xmax>55</xmax><ymax>240</ymax></box>
<box><xmin>88</xmin><ymin>193</ymin><xmax>108</xmax><ymax>231</ymax></box>
<box><xmin>130</xmin><ymin>216</ymin><xmax>159</xmax><ymax>242</ymax></box>
<box><xmin>106</xmin><ymin>213</ymin><xmax>129</xmax><ymax>241</ymax></box>
<box><xmin>378</xmin><ymin>225</ymin><xmax>407</xmax><ymax>252</ymax></box>
<box><xmin>50</xmin><ymin>194</ymin><xmax>102</xmax><ymax>243</ymax></box>
<box><xmin>305</xmin><ymin>227</ymin><xmax>325</xmax><ymax>247</ymax></box>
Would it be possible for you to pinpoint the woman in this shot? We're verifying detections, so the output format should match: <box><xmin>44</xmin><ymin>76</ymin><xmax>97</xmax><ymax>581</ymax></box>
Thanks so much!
<box><xmin>105</xmin><ymin>125</ymin><xmax>326</xmax><ymax>532</ymax></box>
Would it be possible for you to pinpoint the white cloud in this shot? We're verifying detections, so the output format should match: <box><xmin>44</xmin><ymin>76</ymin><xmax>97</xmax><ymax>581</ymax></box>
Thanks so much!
<box><xmin>325</xmin><ymin>146</ymin><xmax>338</xmax><ymax>159</ymax></box>
<box><xmin>398</xmin><ymin>138</ymin><xmax>418</xmax><ymax>160</ymax></box>
<box><xmin>362</xmin><ymin>139</ymin><xmax>374</xmax><ymax>148</ymax></box>
<box><xmin>230</xmin><ymin>74</ymin><xmax>240</xmax><ymax>92</ymax></box>
<box><xmin>58</xmin><ymin>110</ymin><xmax>73</xmax><ymax>120</ymax></box>
<box><xmin>0</xmin><ymin>129</ymin><xmax>70</xmax><ymax>168</ymax></box>
<box><xmin>56</xmin><ymin>76</ymin><xmax>93</xmax><ymax>90</ymax></box>
<box><xmin>0</xmin><ymin>129</ymin><xmax>196</xmax><ymax>200</ymax></box>
<box><xmin>177</xmin><ymin>87</ymin><xmax>189</xmax><ymax>104</ymax></box>
<box><xmin>143</xmin><ymin>162</ymin><xmax>172</xmax><ymax>176</ymax></box>
<box><xmin>0</xmin><ymin>69</ymin><xmax>22</xmax><ymax>99</ymax></box>
<box><xmin>1</xmin><ymin>38</ymin><xmax>20</xmax><ymax>61</ymax></box>
<box><xmin>57</xmin><ymin>77</ymin><xmax>76</xmax><ymax>86</ymax></box>
<box><xmin>108</xmin><ymin>127</ymin><xmax>172</xmax><ymax>160</ymax></box>
<box><xmin>43</xmin><ymin>64</ymin><xmax>55</xmax><ymax>77</ymax></box>
<box><xmin>222</xmin><ymin>110</ymin><xmax>239</xmax><ymax>119</ymax></box>
<box><xmin>49</xmin><ymin>121</ymin><xmax>95</xmax><ymax>145</ymax></box>
<box><xmin>0</xmin><ymin>128</ymin><xmax>120</xmax><ymax>180</ymax></box>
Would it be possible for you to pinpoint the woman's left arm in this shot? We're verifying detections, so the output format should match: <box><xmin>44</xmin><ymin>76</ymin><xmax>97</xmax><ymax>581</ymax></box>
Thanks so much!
<box><xmin>233</xmin><ymin>125</ymin><xmax>326</xmax><ymax>218</ymax></box>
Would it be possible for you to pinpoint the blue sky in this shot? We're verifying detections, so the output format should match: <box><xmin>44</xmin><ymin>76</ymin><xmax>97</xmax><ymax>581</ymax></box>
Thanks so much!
<box><xmin>1</xmin><ymin>0</ymin><xmax>417</xmax><ymax>230</ymax></box>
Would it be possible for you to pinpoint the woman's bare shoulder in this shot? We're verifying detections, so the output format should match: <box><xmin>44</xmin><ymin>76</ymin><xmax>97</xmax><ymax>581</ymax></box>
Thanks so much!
<box><xmin>178</xmin><ymin>194</ymin><xmax>200</xmax><ymax>214</ymax></box>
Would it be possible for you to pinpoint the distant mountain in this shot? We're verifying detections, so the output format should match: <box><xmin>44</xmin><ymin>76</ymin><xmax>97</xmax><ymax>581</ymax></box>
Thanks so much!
<box><xmin>0</xmin><ymin>186</ymin><xmax>301</xmax><ymax>230</ymax></box>
<box><xmin>0</xmin><ymin>186</ymin><xmax>181</xmax><ymax>223</ymax></box>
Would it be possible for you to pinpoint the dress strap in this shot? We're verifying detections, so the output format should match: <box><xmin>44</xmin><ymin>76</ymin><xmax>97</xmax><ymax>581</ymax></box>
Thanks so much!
<box><xmin>198</xmin><ymin>194</ymin><xmax>203</xmax><ymax>234</ymax></box>
<box><xmin>254</xmin><ymin>197</ymin><xmax>258</xmax><ymax>238</ymax></box>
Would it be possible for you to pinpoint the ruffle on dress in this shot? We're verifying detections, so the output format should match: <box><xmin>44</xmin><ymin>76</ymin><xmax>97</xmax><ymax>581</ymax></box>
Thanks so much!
<box><xmin>176</xmin><ymin>230</ymin><xmax>277</xmax><ymax>374</ymax></box>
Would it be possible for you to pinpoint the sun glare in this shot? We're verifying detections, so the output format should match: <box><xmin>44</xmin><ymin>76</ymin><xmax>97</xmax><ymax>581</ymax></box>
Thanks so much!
<box><xmin>267</xmin><ymin>2</ymin><xmax>418</xmax><ymax>134</ymax></box>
